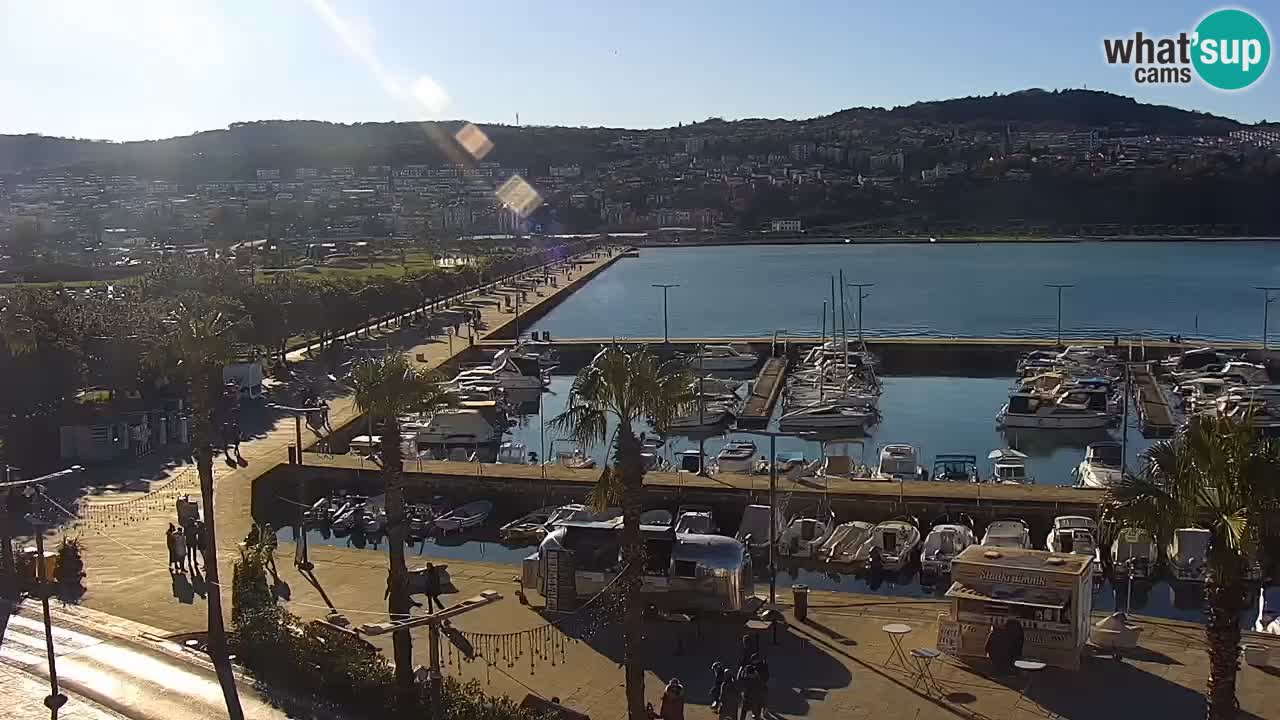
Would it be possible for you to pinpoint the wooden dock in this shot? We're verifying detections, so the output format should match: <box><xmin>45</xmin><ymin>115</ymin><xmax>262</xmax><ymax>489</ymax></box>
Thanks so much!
<box><xmin>738</xmin><ymin>357</ymin><xmax>788</xmax><ymax>426</ymax></box>
<box><xmin>1131</xmin><ymin>363</ymin><xmax>1176</xmax><ymax>437</ymax></box>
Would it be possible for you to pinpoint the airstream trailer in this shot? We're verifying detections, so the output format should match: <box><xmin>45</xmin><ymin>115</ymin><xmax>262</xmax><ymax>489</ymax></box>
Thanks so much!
<box><xmin>523</xmin><ymin>520</ymin><xmax>755</xmax><ymax>613</ymax></box>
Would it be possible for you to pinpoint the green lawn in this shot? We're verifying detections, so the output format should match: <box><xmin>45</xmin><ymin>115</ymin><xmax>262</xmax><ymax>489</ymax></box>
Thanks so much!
<box><xmin>257</xmin><ymin>251</ymin><xmax>440</xmax><ymax>282</ymax></box>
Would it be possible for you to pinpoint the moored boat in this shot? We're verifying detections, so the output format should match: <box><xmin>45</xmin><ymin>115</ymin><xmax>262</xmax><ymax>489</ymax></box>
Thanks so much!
<box><xmin>920</xmin><ymin>523</ymin><xmax>977</xmax><ymax>578</ymax></box>
<box><xmin>853</xmin><ymin>518</ymin><xmax>921</xmax><ymax>572</ymax></box>
<box><xmin>435</xmin><ymin>500</ymin><xmax>494</xmax><ymax>534</ymax></box>
<box><xmin>980</xmin><ymin>519</ymin><xmax>1031</xmax><ymax>549</ymax></box>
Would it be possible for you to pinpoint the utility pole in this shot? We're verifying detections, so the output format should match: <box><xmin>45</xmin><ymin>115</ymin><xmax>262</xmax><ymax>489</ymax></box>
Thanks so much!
<box><xmin>847</xmin><ymin>283</ymin><xmax>874</xmax><ymax>345</ymax></box>
<box><xmin>651</xmin><ymin>284</ymin><xmax>680</xmax><ymax>343</ymax></box>
<box><xmin>1045</xmin><ymin>284</ymin><xmax>1075</xmax><ymax>346</ymax></box>
<box><xmin>1256</xmin><ymin>287</ymin><xmax>1279</xmax><ymax>352</ymax></box>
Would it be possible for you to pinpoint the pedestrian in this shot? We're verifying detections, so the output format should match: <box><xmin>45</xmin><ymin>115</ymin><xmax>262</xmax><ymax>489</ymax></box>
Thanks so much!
<box><xmin>166</xmin><ymin>523</ymin><xmax>179</xmax><ymax>572</ymax></box>
<box><xmin>423</xmin><ymin>561</ymin><xmax>446</xmax><ymax>612</ymax></box>
<box><xmin>710</xmin><ymin>661</ymin><xmax>732</xmax><ymax>711</ymax></box>
<box><xmin>262</xmin><ymin>523</ymin><xmax>278</xmax><ymax>577</ymax></box>
<box><xmin>171</xmin><ymin>527</ymin><xmax>188</xmax><ymax>575</ymax></box>
<box><xmin>737</xmin><ymin>634</ymin><xmax>757</xmax><ymax>669</ymax></box>
<box><xmin>245</xmin><ymin>524</ymin><xmax>261</xmax><ymax>547</ymax></box>
<box><xmin>735</xmin><ymin>660</ymin><xmax>762</xmax><ymax>720</ymax></box>
<box><xmin>751</xmin><ymin>655</ymin><xmax>770</xmax><ymax>719</ymax></box>
<box><xmin>650</xmin><ymin>678</ymin><xmax>685</xmax><ymax>720</ymax></box>
<box><xmin>186</xmin><ymin>520</ymin><xmax>202</xmax><ymax>572</ymax></box>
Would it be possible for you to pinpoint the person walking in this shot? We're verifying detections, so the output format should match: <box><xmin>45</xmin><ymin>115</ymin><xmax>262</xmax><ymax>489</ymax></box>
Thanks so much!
<box><xmin>262</xmin><ymin>523</ymin><xmax>278</xmax><ymax>578</ymax></box>
<box><xmin>186</xmin><ymin>520</ymin><xmax>202</xmax><ymax>572</ymax></box>
<box><xmin>710</xmin><ymin>661</ymin><xmax>732</xmax><ymax>711</ymax></box>
<box><xmin>735</xmin><ymin>660</ymin><xmax>762</xmax><ymax>720</ymax></box>
<box><xmin>171</xmin><ymin>527</ymin><xmax>188</xmax><ymax>575</ymax></box>
<box><xmin>649</xmin><ymin>679</ymin><xmax>685</xmax><ymax>720</ymax></box>
<box><xmin>166</xmin><ymin>524</ymin><xmax>179</xmax><ymax>573</ymax></box>
<box><xmin>423</xmin><ymin>561</ymin><xmax>446</xmax><ymax>612</ymax></box>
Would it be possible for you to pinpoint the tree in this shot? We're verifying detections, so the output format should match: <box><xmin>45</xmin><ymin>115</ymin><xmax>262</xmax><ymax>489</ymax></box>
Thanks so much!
<box><xmin>549</xmin><ymin>345</ymin><xmax>693</xmax><ymax>720</ymax></box>
<box><xmin>1104</xmin><ymin>416</ymin><xmax>1280</xmax><ymax>720</ymax></box>
<box><xmin>162</xmin><ymin>303</ymin><xmax>246</xmax><ymax>720</ymax></box>
<box><xmin>2</xmin><ymin>219</ymin><xmax>40</xmax><ymax>260</ymax></box>
<box><xmin>348</xmin><ymin>354</ymin><xmax>447</xmax><ymax>717</ymax></box>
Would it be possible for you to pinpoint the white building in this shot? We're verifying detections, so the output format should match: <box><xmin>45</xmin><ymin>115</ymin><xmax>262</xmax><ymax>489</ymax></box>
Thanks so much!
<box><xmin>770</xmin><ymin>218</ymin><xmax>802</xmax><ymax>233</ymax></box>
<box><xmin>255</xmin><ymin>169</ymin><xmax>281</xmax><ymax>181</ymax></box>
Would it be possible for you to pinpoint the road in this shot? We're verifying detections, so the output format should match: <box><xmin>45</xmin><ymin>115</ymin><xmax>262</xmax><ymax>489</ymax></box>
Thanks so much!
<box><xmin>0</xmin><ymin>604</ymin><xmax>292</xmax><ymax>720</ymax></box>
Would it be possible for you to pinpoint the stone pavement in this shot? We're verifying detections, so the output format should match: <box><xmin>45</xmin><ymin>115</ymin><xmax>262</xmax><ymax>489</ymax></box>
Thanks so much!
<box><xmin>0</xmin><ymin>661</ymin><xmax>129</xmax><ymax>720</ymax></box>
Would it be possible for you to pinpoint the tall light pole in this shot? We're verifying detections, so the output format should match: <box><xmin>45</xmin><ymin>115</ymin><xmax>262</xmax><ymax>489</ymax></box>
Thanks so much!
<box><xmin>1045</xmin><ymin>284</ymin><xmax>1075</xmax><ymax>346</ymax></box>
<box><xmin>268</xmin><ymin>403</ymin><xmax>327</xmax><ymax>570</ymax></box>
<box><xmin>1256</xmin><ymin>286</ymin><xmax>1279</xmax><ymax>352</ymax></box>
<box><xmin>651</xmin><ymin>284</ymin><xmax>680</xmax><ymax>344</ymax></box>
<box><xmin>8</xmin><ymin>466</ymin><xmax>84</xmax><ymax>714</ymax></box>
<box><xmin>847</xmin><ymin>283</ymin><xmax>874</xmax><ymax>345</ymax></box>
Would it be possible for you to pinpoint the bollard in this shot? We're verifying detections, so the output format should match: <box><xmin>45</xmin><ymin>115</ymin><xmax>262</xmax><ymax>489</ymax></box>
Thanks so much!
<box><xmin>792</xmin><ymin>584</ymin><xmax>809</xmax><ymax>622</ymax></box>
<box><xmin>288</xmin><ymin>446</ymin><xmax>297</xmax><ymax>464</ymax></box>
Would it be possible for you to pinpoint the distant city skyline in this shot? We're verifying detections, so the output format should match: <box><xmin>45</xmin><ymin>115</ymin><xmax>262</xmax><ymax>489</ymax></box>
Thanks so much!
<box><xmin>2</xmin><ymin>0</ymin><xmax>1276</xmax><ymax>141</ymax></box>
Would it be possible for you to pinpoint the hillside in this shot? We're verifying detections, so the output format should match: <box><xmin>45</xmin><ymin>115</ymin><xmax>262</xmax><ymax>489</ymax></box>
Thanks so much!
<box><xmin>0</xmin><ymin>89</ymin><xmax>1251</xmax><ymax>175</ymax></box>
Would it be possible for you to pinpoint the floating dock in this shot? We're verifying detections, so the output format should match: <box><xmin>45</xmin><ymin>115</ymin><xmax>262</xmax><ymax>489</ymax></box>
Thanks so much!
<box><xmin>1131</xmin><ymin>363</ymin><xmax>1176</xmax><ymax>437</ymax></box>
<box><xmin>738</xmin><ymin>357</ymin><xmax>788</xmax><ymax>427</ymax></box>
<box><xmin>265</xmin><ymin>456</ymin><xmax>1105</xmax><ymax>538</ymax></box>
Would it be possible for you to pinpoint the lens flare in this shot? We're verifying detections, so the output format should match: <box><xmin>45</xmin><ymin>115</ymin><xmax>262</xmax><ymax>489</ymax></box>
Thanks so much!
<box><xmin>496</xmin><ymin>175</ymin><xmax>543</xmax><ymax>217</ymax></box>
<box><xmin>455</xmin><ymin>123</ymin><xmax>494</xmax><ymax>160</ymax></box>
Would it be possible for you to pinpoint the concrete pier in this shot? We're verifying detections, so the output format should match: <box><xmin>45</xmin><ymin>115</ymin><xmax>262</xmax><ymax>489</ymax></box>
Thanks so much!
<box><xmin>1131</xmin><ymin>363</ymin><xmax>1176</xmax><ymax>437</ymax></box>
<box><xmin>738</xmin><ymin>356</ymin><xmax>788</xmax><ymax>426</ymax></box>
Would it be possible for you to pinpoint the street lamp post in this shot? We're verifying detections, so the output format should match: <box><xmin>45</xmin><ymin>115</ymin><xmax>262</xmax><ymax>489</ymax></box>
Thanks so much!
<box><xmin>1256</xmin><ymin>286</ymin><xmax>1279</xmax><ymax>352</ymax></box>
<box><xmin>268</xmin><ymin>404</ymin><xmax>326</xmax><ymax>571</ymax></box>
<box><xmin>8</xmin><ymin>466</ymin><xmax>84</xmax><ymax>713</ymax></box>
<box><xmin>846</xmin><ymin>283</ymin><xmax>874</xmax><ymax>345</ymax></box>
<box><xmin>1045</xmin><ymin>284</ymin><xmax>1075</xmax><ymax>346</ymax></box>
<box><xmin>651</xmin><ymin>284</ymin><xmax>680</xmax><ymax>343</ymax></box>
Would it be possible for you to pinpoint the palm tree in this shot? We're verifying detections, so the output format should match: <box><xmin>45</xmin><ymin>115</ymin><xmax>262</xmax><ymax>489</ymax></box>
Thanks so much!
<box><xmin>1104</xmin><ymin>415</ymin><xmax>1280</xmax><ymax>720</ymax></box>
<box><xmin>549</xmin><ymin>345</ymin><xmax>693</xmax><ymax>720</ymax></box>
<box><xmin>348</xmin><ymin>354</ymin><xmax>447</xmax><ymax>716</ymax></box>
<box><xmin>168</xmin><ymin>303</ymin><xmax>246</xmax><ymax>720</ymax></box>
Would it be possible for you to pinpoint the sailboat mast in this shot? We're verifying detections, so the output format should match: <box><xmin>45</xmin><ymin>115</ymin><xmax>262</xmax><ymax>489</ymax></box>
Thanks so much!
<box><xmin>839</xmin><ymin>269</ymin><xmax>848</xmax><ymax>378</ymax></box>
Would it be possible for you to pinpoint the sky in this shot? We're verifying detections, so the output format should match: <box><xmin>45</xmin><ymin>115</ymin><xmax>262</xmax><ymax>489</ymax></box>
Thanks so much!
<box><xmin>2</xmin><ymin>0</ymin><xmax>1277</xmax><ymax>141</ymax></box>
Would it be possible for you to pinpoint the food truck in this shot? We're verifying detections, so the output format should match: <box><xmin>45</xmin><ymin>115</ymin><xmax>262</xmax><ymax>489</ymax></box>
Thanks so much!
<box><xmin>938</xmin><ymin>544</ymin><xmax>1093</xmax><ymax>669</ymax></box>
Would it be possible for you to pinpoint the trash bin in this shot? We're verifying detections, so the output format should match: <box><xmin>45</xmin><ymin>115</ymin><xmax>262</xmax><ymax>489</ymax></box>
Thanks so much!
<box><xmin>792</xmin><ymin>584</ymin><xmax>809</xmax><ymax>622</ymax></box>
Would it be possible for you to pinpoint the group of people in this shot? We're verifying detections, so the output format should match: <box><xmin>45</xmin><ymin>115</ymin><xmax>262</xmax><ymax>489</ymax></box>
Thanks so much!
<box><xmin>166</xmin><ymin>517</ymin><xmax>208</xmax><ymax>574</ymax></box>
<box><xmin>644</xmin><ymin>634</ymin><xmax>770</xmax><ymax>720</ymax></box>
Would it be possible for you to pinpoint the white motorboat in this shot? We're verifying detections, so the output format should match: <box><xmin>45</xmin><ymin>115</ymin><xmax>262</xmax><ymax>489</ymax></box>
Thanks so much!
<box><xmin>640</xmin><ymin>509</ymin><xmax>673</xmax><ymax>527</ymax></box>
<box><xmin>987</xmin><ymin>448</ymin><xmax>1033</xmax><ymax>484</ymax></box>
<box><xmin>1074</xmin><ymin>441</ymin><xmax>1124</xmax><ymax>489</ymax></box>
<box><xmin>778</xmin><ymin>403</ymin><xmax>876</xmax><ymax>432</ymax></box>
<box><xmin>715</xmin><ymin>439</ymin><xmax>759</xmax><ymax>473</ymax></box>
<box><xmin>499</xmin><ymin>505</ymin><xmax>560</xmax><ymax>542</ymax></box>
<box><xmin>674</xmin><ymin>510</ymin><xmax>717</xmax><ymax>535</ymax></box>
<box><xmin>920</xmin><ymin>523</ymin><xmax>977</xmax><ymax>577</ymax></box>
<box><xmin>819</xmin><ymin>521</ymin><xmax>875</xmax><ymax>565</ymax></box>
<box><xmin>360</xmin><ymin>507</ymin><xmax>386</xmax><ymax>534</ymax></box>
<box><xmin>1111</xmin><ymin>526</ymin><xmax>1157</xmax><ymax>581</ymax></box>
<box><xmin>669</xmin><ymin>406</ymin><xmax>735</xmax><ymax>432</ymax></box>
<box><xmin>1167</xmin><ymin>527</ymin><xmax>1211</xmax><ymax>582</ymax></box>
<box><xmin>777</xmin><ymin>514</ymin><xmax>835</xmax><ymax>559</ymax></box>
<box><xmin>302</xmin><ymin>497</ymin><xmax>331</xmax><ymax>525</ymax></box>
<box><xmin>853</xmin><ymin>518</ymin><xmax>921</xmax><ymax>572</ymax></box>
<box><xmin>981</xmin><ymin>519</ymin><xmax>1031</xmax><ymax>549</ymax></box>
<box><xmin>410</xmin><ymin>408</ymin><xmax>500</xmax><ymax>456</ymax></box>
<box><xmin>683</xmin><ymin>344</ymin><xmax>759</xmax><ymax>371</ymax></box>
<box><xmin>434</xmin><ymin>500</ymin><xmax>494</xmax><ymax>534</ymax></box>
<box><xmin>551</xmin><ymin>446</ymin><xmax>596</xmax><ymax>469</ymax></box>
<box><xmin>1045</xmin><ymin>516</ymin><xmax>1101</xmax><ymax>575</ymax></box>
<box><xmin>545</xmin><ymin>503</ymin><xmax>622</xmax><ymax>527</ymax></box>
<box><xmin>675</xmin><ymin>449</ymin><xmax>708</xmax><ymax>474</ymax></box>
<box><xmin>874</xmin><ymin>444</ymin><xmax>925</xmax><ymax>482</ymax></box>
<box><xmin>736</xmin><ymin>504</ymin><xmax>786</xmax><ymax>557</ymax></box>
<box><xmin>932</xmin><ymin>454</ymin><xmax>979</xmax><ymax>483</ymax></box>
<box><xmin>496</xmin><ymin>442</ymin><xmax>535</xmax><ymax>464</ymax></box>
<box><xmin>997</xmin><ymin>390</ymin><xmax>1112</xmax><ymax>429</ymax></box>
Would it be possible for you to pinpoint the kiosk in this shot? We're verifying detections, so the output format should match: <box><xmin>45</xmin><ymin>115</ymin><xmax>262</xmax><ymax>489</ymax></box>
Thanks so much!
<box><xmin>938</xmin><ymin>545</ymin><xmax>1092</xmax><ymax>669</ymax></box>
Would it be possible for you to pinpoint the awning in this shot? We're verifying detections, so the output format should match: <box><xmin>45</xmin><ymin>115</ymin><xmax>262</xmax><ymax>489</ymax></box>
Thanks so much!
<box><xmin>946</xmin><ymin>582</ymin><xmax>1067</xmax><ymax>610</ymax></box>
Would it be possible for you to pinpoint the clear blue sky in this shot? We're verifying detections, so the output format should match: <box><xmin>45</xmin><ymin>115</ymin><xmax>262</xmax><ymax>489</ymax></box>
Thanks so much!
<box><xmin>2</xmin><ymin>0</ymin><xmax>1276</xmax><ymax>141</ymax></box>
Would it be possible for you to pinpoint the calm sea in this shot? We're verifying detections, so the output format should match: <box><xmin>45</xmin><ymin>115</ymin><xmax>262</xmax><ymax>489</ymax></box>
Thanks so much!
<box><xmin>532</xmin><ymin>242</ymin><xmax>1280</xmax><ymax>341</ymax></box>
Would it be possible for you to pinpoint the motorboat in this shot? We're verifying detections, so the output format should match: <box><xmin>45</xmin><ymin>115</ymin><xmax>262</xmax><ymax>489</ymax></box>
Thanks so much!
<box><xmin>777</xmin><ymin>514</ymin><xmax>835</xmax><ymax>559</ymax></box>
<box><xmin>410</xmin><ymin>408</ymin><xmax>500</xmax><ymax>458</ymax></box>
<box><xmin>435</xmin><ymin>500</ymin><xmax>494</xmax><ymax>534</ymax></box>
<box><xmin>981</xmin><ymin>519</ymin><xmax>1031</xmax><ymax>549</ymax></box>
<box><xmin>997</xmin><ymin>390</ymin><xmax>1112</xmax><ymax>429</ymax></box>
<box><xmin>819</xmin><ymin>520</ymin><xmax>875</xmax><ymax>565</ymax></box>
<box><xmin>445</xmin><ymin>349</ymin><xmax>548</xmax><ymax>391</ymax></box>
<box><xmin>1045</xmin><ymin>516</ymin><xmax>1101</xmax><ymax>575</ymax></box>
<box><xmin>1162</xmin><ymin>347</ymin><xmax>1228</xmax><ymax>373</ymax></box>
<box><xmin>674</xmin><ymin>510</ymin><xmax>717</xmax><ymax>535</ymax></box>
<box><xmin>499</xmin><ymin>505</ymin><xmax>561</xmax><ymax>542</ymax></box>
<box><xmin>546</xmin><ymin>503</ymin><xmax>622</xmax><ymax>527</ymax></box>
<box><xmin>668</xmin><ymin>406</ymin><xmax>734</xmax><ymax>432</ymax></box>
<box><xmin>778</xmin><ymin>403</ymin><xmax>876</xmax><ymax>432</ymax></box>
<box><xmin>302</xmin><ymin>497</ymin><xmax>331</xmax><ymax>526</ymax></box>
<box><xmin>1111</xmin><ymin>526</ymin><xmax>1157</xmax><ymax>581</ymax></box>
<box><xmin>736</xmin><ymin>504</ymin><xmax>785</xmax><ymax>557</ymax></box>
<box><xmin>853</xmin><ymin>518</ymin><xmax>921</xmax><ymax>572</ymax></box>
<box><xmin>683</xmin><ymin>344</ymin><xmax>759</xmax><ymax>371</ymax></box>
<box><xmin>813</xmin><ymin>440</ymin><xmax>871</xmax><ymax>480</ymax></box>
<box><xmin>920</xmin><ymin>523</ymin><xmax>977</xmax><ymax>577</ymax></box>
<box><xmin>640</xmin><ymin>509</ymin><xmax>673</xmax><ymax>528</ymax></box>
<box><xmin>932</xmin><ymin>454</ymin><xmax>979</xmax><ymax>483</ymax></box>
<box><xmin>495</xmin><ymin>442</ymin><xmax>535</xmax><ymax>464</ymax></box>
<box><xmin>551</xmin><ymin>446</ymin><xmax>596</xmax><ymax>469</ymax></box>
<box><xmin>715</xmin><ymin>439</ymin><xmax>759</xmax><ymax>473</ymax></box>
<box><xmin>360</xmin><ymin>507</ymin><xmax>387</xmax><ymax>535</ymax></box>
<box><xmin>987</xmin><ymin>449</ymin><xmax>1033</xmax><ymax>484</ymax></box>
<box><xmin>1167</xmin><ymin>527</ymin><xmax>1211</xmax><ymax>583</ymax></box>
<box><xmin>407</xmin><ymin>504</ymin><xmax>439</xmax><ymax>537</ymax></box>
<box><xmin>874</xmin><ymin>444</ymin><xmax>925</xmax><ymax>482</ymax></box>
<box><xmin>675</xmin><ymin>449</ymin><xmax>708</xmax><ymax>474</ymax></box>
<box><xmin>1074</xmin><ymin>441</ymin><xmax>1124</xmax><ymax>489</ymax></box>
